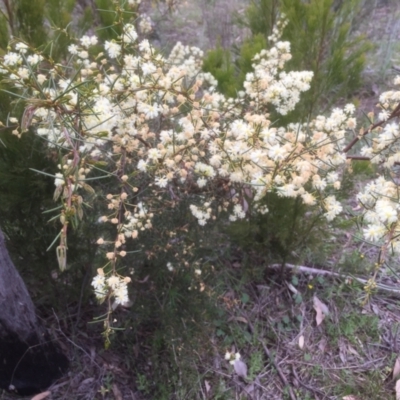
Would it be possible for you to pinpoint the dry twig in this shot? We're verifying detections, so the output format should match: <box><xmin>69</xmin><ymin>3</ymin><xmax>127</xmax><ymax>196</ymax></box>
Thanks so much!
<box><xmin>246</xmin><ymin>318</ymin><xmax>298</xmax><ymax>400</ymax></box>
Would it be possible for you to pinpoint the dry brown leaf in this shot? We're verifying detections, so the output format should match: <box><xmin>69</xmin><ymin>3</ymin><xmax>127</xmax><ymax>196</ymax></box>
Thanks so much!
<box><xmin>286</xmin><ymin>282</ymin><xmax>298</xmax><ymax>294</ymax></box>
<box><xmin>242</xmin><ymin>382</ymin><xmax>255</xmax><ymax>397</ymax></box>
<box><xmin>318</xmin><ymin>337</ymin><xmax>327</xmax><ymax>353</ymax></box>
<box><xmin>227</xmin><ymin>316</ymin><xmax>248</xmax><ymax>324</ymax></box>
<box><xmin>112</xmin><ymin>383</ymin><xmax>122</xmax><ymax>400</ymax></box>
<box><xmin>339</xmin><ymin>339</ymin><xmax>347</xmax><ymax>364</ymax></box>
<box><xmin>347</xmin><ymin>345</ymin><xmax>360</xmax><ymax>358</ymax></box>
<box><xmin>232</xmin><ymin>261</ymin><xmax>241</xmax><ymax>268</ymax></box>
<box><xmin>371</xmin><ymin>303</ymin><xmax>380</xmax><ymax>315</ymax></box>
<box><xmin>233</xmin><ymin>359</ymin><xmax>248</xmax><ymax>379</ymax></box>
<box><xmin>79</xmin><ymin>377</ymin><xmax>94</xmax><ymax>386</ymax></box>
<box><xmin>313</xmin><ymin>295</ymin><xmax>329</xmax><ymax>326</ymax></box>
<box><xmin>298</xmin><ymin>335</ymin><xmax>305</xmax><ymax>349</ymax></box>
<box><xmin>137</xmin><ymin>275</ymin><xmax>149</xmax><ymax>283</ymax></box>
<box><xmin>90</xmin><ymin>346</ymin><xmax>96</xmax><ymax>361</ymax></box>
<box><xmin>396</xmin><ymin>379</ymin><xmax>400</xmax><ymax>400</ymax></box>
<box><xmin>31</xmin><ymin>391</ymin><xmax>51</xmax><ymax>400</ymax></box>
<box><xmin>393</xmin><ymin>357</ymin><xmax>400</xmax><ymax>380</ymax></box>
<box><xmin>314</xmin><ymin>303</ymin><xmax>324</xmax><ymax>326</ymax></box>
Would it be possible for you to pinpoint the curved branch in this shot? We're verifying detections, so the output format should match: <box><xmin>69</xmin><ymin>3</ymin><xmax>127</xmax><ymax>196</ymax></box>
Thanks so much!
<box><xmin>343</xmin><ymin>102</ymin><xmax>400</xmax><ymax>154</ymax></box>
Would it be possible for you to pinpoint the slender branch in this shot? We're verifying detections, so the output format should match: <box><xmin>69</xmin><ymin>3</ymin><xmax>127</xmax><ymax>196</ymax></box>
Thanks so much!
<box><xmin>346</xmin><ymin>155</ymin><xmax>400</xmax><ymax>166</ymax></box>
<box><xmin>291</xmin><ymin>365</ymin><xmax>325</xmax><ymax>397</ymax></box>
<box><xmin>3</xmin><ymin>0</ymin><xmax>13</xmax><ymax>34</ymax></box>
<box><xmin>343</xmin><ymin>102</ymin><xmax>400</xmax><ymax>154</ymax></box>
<box><xmin>346</xmin><ymin>155</ymin><xmax>371</xmax><ymax>161</ymax></box>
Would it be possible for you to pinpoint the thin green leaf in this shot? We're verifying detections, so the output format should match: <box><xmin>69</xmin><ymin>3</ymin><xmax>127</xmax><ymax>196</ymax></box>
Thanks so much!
<box><xmin>46</xmin><ymin>230</ymin><xmax>62</xmax><ymax>252</ymax></box>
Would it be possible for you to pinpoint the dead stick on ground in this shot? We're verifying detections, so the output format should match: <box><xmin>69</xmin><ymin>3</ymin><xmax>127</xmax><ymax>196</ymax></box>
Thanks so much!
<box><xmin>269</xmin><ymin>263</ymin><xmax>400</xmax><ymax>295</ymax></box>
<box><xmin>246</xmin><ymin>319</ymin><xmax>297</xmax><ymax>400</ymax></box>
<box><xmin>291</xmin><ymin>365</ymin><xmax>325</xmax><ymax>398</ymax></box>
<box><xmin>260</xmin><ymin>340</ymin><xmax>297</xmax><ymax>400</ymax></box>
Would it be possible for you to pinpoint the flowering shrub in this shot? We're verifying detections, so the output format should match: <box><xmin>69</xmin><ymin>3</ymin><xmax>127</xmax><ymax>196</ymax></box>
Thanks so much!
<box><xmin>0</xmin><ymin>9</ymin><xmax>399</xmax><ymax>336</ymax></box>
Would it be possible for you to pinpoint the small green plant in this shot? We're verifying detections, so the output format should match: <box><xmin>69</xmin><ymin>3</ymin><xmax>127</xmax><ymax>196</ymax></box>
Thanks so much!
<box><xmin>326</xmin><ymin>311</ymin><xmax>379</xmax><ymax>345</ymax></box>
<box><xmin>335</xmin><ymin>368</ymin><xmax>389</xmax><ymax>399</ymax></box>
<box><xmin>213</xmin><ymin>379</ymin><xmax>233</xmax><ymax>400</ymax></box>
<box><xmin>99</xmin><ymin>372</ymin><xmax>114</xmax><ymax>397</ymax></box>
<box><xmin>248</xmin><ymin>350</ymin><xmax>264</xmax><ymax>379</ymax></box>
<box><xmin>136</xmin><ymin>373</ymin><xmax>151</xmax><ymax>394</ymax></box>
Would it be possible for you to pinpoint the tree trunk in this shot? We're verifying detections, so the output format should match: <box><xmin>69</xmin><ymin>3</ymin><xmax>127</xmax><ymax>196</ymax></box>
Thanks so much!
<box><xmin>0</xmin><ymin>228</ymin><xmax>68</xmax><ymax>396</ymax></box>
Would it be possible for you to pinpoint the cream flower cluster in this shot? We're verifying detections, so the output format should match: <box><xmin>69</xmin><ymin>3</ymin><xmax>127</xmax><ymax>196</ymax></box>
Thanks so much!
<box><xmin>357</xmin><ymin>177</ymin><xmax>400</xmax><ymax>249</ymax></box>
<box><xmin>0</xmin><ymin>19</ymin><xmax>355</xmax><ymax>229</ymax></box>
<box><xmin>243</xmin><ymin>36</ymin><xmax>313</xmax><ymax>115</ymax></box>
<box><xmin>225</xmin><ymin>350</ymin><xmax>241</xmax><ymax>365</ymax></box>
<box><xmin>122</xmin><ymin>202</ymin><xmax>153</xmax><ymax>237</ymax></box>
<box><xmin>346</xmin><ymin>76</ymin><xmax>400</xmax><ymax>256</ymax></box>
<box><xmin>190</xmin><ymin>203</ymin><xmax>212</xmax><ymax>226</ymax></box>
<box><xmin>360</xmin><ymin>78</ymin><xmax>400</xmax><ymax>165</ymax></box>
<box><xmin>91</xmin><ymin>269</ymin><xmax>131</xmax><ymax>305</ymax></box>
<box><xmin>139</xmin><ymin>15</ymin><xmax>153</xmax><ymax>34</ymax></box>
<box><xmin>68</xmin><ymin>34</ymin><xmax>98</xmax><ymax>59</ymax></box>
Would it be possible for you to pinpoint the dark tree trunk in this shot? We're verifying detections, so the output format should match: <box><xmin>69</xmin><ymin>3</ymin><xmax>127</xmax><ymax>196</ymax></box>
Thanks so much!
<box><xmin>0</xmin><ymin>229</ymin><xmax>68</xmax><ymax>396</ymax></box>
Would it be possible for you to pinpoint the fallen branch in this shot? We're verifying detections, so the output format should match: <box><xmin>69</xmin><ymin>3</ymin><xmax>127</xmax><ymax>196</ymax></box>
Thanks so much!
<box><xmin>268</xmin><ymin>263</ymin><xmax>400</xmax><ymax>295</ymax></box>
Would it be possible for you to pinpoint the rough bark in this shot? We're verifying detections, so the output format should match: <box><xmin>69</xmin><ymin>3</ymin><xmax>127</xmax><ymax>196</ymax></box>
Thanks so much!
<box><xmin>0</xmin><ymin>228</ymin><xmax>69</xmax><ymax>396</ymax></box>
<box><xmin>0</xmin><ymin>229</ymin><xmax>38</xmax><ymax>338</ymax></box>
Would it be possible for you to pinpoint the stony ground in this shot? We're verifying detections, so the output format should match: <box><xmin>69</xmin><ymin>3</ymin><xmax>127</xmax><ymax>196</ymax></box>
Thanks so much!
<box><xmin>142</xmin><ymin>0</ymin><xmax>250</xmax><ymax>52</ymax></box>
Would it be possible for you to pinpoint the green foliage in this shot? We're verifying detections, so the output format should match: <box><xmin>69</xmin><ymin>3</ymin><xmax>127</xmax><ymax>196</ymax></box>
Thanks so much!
<box><xmin>43</xmin><ymin>0</ymin><xmax>76</xmax><ymax>60</ymax></box>
<box><xmin>243</xmin><ymin>0</ymin><xmax>279</xmax><ymax>37</ymax></box>
<box><xmin>14</xmin><ymin>0</ymin><xmax>47</xmax><ymax>48</ymax></box>
<box><xmin>0</xmin><ymin>15</ymin><xmax>8</xmax><ymax>53</ymax></box>
<box><xmin>336</xmin><ymin>369</ymin><xmax>388</xmax><ymax>399</ymax></box>
<box><xmin>202</xmin><ymin>45</ymin><xmax>238</xmax><ymax>97</ymax></box>
<box><xmin>227</xmin><ymin>193</ymin><xmax>328</xmax><ymax>268</ymax></box>
<box><xmin>0</xmin><ymin>0</ymin><xmax>76</xmax><ymax>57</ymax></box>
<box><xmin>351</xmin><ymin>159</ymin><xmax>376</xmax><ymax>176</ymax></box>
<box><xmin>0</xmin><ymin>129</ymin><xmax>107</xmax><ymax>311</ymax></box>
<box><xmin>112</xmin><ymin>257</ymin><xmax>220</xmax><ymax>398</ymax></box>
<box><xmin>95</xmin><ymin>0</ymin><xmax>136</xmax><ymax>41</ymax></box>
<box><xmin>95</xmin><ymin>0</ymin><xmax>122</xmax><ymax>40</ymax></box>
<box><xmin>324</xmin><ymin>303</ymin><xmax>380</xmax><ymax>345</ymax></box>
<box><xmin>1</xmin><ymin>2</ymin><xmax>52</xmax><ymax>58</ymax></box>
<box><xmin>278</xmin><ymin>0</ymin><xmax>371</xmax><ymax>120</ymax></box>
<box><xmin>202</xmin><ymin>34</ymin><xmax>267</xmax><ymax>97</ymax></box>
<box><xmin>79</xmin><ymin>5</ymin><xmax>96</xmax><ymax>36</ymax></box>
<box><xmin>205</xmin><ymin>0</ymin><xmax>371</xmax><ymax>122</ymax></box>
<box><xmin>0</xmin><ymin>0</ymin><xmax>135</xmax><ymax>57</ymax></box>
<box><xmin>0</xmin><ymin>132</ymin><xmax>57</xmax><ymax>254</ymax></box>
<box><xmin>248</xmin><ymin>350</ymin><xmax>264</xmax><ymax>379</ymax></box>
<box><xmin>236</xmin><ymin>34</ymin><xmax>267</xmax><ymax>88</ymax></box>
